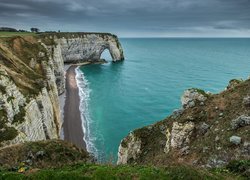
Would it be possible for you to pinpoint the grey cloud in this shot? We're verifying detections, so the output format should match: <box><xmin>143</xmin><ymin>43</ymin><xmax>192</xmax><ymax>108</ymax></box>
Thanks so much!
<box><xmin>0</xmin><ymin>0</ymin><xmax>249</xmax><ymax>37</ymax></box>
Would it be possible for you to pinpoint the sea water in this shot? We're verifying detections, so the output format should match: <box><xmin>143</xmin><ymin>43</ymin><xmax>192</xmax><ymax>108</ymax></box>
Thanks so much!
<box><xmin>76</xmin><ymin>38</ymin><xmax>250</xmax><ymax>162</ymax></box>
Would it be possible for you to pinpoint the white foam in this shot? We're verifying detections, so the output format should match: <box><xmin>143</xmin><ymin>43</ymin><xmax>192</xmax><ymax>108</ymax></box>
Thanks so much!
<box><xmin>75</xmin><ymin>67</ymin><xmax>98</xmax><ymax>156</ymax></box>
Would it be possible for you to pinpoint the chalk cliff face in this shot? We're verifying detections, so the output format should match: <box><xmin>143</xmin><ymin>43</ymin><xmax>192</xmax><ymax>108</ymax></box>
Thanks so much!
<box><xmin>56</xmin><ymin>33</ymin><xmax>124</xmax><ymax>62</ymax></box>
<box><xmin>118</xmin><ymin>81</ymin><xmax>250</xmax><ymax>168</ymax></box>
<box><xmin>0</xmin><ymin>33</ymin><xmax>124</xmax><ymax>147</ymax></box>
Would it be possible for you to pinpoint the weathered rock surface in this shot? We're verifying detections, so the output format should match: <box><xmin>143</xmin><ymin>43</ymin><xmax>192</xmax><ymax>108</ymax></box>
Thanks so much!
<box><xmin>231</xmin><ymin>115</ymin><xmax>250</xmax><ymax>130</ymax></box>
<box><xmin>170</xmin><ymin>121</ymin><xmax>194</xmax><ymax>150</ymax></box>
<box><xmin>57</xmin><ymin>34</ymin><xmax>124</xmax><ymax>62</ymax></box>
<box><xmin>0</xmin><ymin>33</ymin><xmax>124</xmax><ymax>146</ymax></box>
<box><xmin>118</xmin><ymin>79</ymin><xmax>250</xmax><ymax>168</ymax></box>
<box><xmin>181</xmin><ymin>88</ymin><xmax>208</xmax><ymax>109</ymax></box>
<box><xmin>117</xmin><ymin>132</ymin><xmax>142</xmax><ymax>165</ymax></box>
<box><xmin>230</xmin><ymin>136</ymin><xmax>242</xmax><ymax>145</ymax></box>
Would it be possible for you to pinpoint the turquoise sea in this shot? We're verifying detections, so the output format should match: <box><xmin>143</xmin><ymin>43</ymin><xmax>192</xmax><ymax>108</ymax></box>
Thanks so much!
<box><xmin>77</xmin><ymin>38</ymin><xmax>250</xmax><ymax>162</ymax></box>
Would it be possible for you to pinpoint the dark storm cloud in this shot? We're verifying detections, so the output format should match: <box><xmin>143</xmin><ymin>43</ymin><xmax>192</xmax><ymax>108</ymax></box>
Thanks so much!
<box><xmin>0</xmin><ymin>0</ymin><xmax>250</xmax><ymax>37</ymax></box>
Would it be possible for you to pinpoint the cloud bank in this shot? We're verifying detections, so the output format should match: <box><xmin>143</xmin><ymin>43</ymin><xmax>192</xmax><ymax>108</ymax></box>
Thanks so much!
<box><xmin>1</xmin><ymin>0</ymin><xmax>250</xmax><ymax>37</ymax></box>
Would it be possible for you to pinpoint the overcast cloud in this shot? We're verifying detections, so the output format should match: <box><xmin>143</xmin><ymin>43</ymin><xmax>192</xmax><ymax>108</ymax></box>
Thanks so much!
<box><xmin>0</xmin><ymin>0</ymin><xmax>250</xmax><ymax>37</ymax></box>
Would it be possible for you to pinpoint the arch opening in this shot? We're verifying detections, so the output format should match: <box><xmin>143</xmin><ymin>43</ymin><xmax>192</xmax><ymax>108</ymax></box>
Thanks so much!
<box><xmin>100</xmin><ymin>48</ymin><xmax>113</xmax><ymax>61</ymax></box>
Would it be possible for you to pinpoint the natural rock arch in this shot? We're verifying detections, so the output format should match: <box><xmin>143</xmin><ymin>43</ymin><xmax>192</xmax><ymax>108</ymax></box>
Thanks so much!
<box><xmin>100</xmin><ymin>48</ymin><xmax>113</xmax><ymax>60</ymax></box>
<box><xmin>56</xmin><ymin>33</ymin><xmax>124</xmax><ymax>63</ymax></box>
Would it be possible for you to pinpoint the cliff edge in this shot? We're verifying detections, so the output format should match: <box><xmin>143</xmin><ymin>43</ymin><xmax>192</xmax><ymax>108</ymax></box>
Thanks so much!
<box><xmin>118</xmin><ymin>78</ymin><xmax>250</xmax><ymax>169</ymax></box>
<box><xmin>0</xmin><ymin>33</ymin><xmax>124</xmax><ymax>147</ymax></box>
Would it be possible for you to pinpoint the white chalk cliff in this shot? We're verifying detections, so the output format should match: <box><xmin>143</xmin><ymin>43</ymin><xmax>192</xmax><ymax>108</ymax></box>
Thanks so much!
<box><xmin>0</xmin><ymin>33</ymin><xmax>124</xmax><ymax>147</ymax></box>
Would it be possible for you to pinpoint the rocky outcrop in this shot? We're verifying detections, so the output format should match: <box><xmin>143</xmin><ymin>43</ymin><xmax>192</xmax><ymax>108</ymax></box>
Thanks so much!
<box><xmin>42</xmin><ymin>33</ymin><xmax>124</xmax><ymax>63</ymax></box>
<box><xmin>0</xmin><ymin>33</ymin><xmax>124</xmax><ymax>147</ymax></box>
<box><xmin>181</xmin><ymin>88</ymin><xmax>208</xmax><ymax>109</ymax></box>
<box><xmin>117</xmin><ymin>132</ymin><xmax>142</xmax><ymax>165</ymax></box>
<box><xmin>118</xmin><ymin>78</ymin><xmax>250</xmax><ymax>167</ymax></box>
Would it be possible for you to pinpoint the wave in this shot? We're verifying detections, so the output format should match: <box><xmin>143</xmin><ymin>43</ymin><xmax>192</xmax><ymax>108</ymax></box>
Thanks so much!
<box><xmin>75</xmin><ymin>67</ymin><xmax>98</xmax><ymax>156</ymax></box>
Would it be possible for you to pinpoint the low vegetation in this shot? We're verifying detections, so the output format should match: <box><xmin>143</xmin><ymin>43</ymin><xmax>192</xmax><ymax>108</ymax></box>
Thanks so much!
<box><xmin>0</xmin><ymin>140</ymin><xmax>248</xmax><ymax>179</ymax></box>
<box><xmin>0</xmin><ymin>32</ymin><xmax>35</xmax><ymax>38</ymax></box>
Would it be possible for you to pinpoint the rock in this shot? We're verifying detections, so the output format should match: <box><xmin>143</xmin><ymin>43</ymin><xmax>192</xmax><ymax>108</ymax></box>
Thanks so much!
<box><xmin>231</xmin><ymin>115</ymin><xmax>250</xmax><ymax>130</ymax></box>
<box><xmin>207</xmin><ymin>157</ymin><xmax>227</xmax><ymax>168</ymax></box>
<box><xmin>219</xmin><ymin>113</ymin><xmax>224</xmax><ymax>117</ymax></box>
<box><xmin>117</xmin><ymin>132</ymin><xmax>142</xmax><ymax>165</ymax></box>
<box><xmin>36</xmin><ymin>151</ymin><xmax>46</xmax><ymax>158</ymax></box>
<box><xmin>242</xmin><ymin>141</ymin><xmax>250</xmax><ymax>155</ymax></box>
<box><xmin>227</xmin><ymin>79</ymin><xmax>243</xmax><ymax>89</ymax></box>
<box><xmin>164</xmin><ymin>129</ymin><xmax>171</xmax><ymax>153</ymax></box>
<box><xmin>159</xmin><ymin>124</ymin><xmax>165</xmax><ymax>132</ymax></box>
<box><xmin>147</xmin><ymin>125</ymin><xmax>152</xmax><ymax>131</ymax></box>
<box><xmin>170</xmin><ymin>121</ymin><xmax>195</xmax><ymax>149</ymax></box>
<box><xmin>180</xmin><ymin>146</ymin><xmax>190</xmax><ymax>155</ymax></box>
<box><xmin>181</xmin><ymin>88</ymin><xmax>207</xmax><ymax>109</ymax></box>
<box><xmin>198</xmin><ymin>122</ymin><xmax>210</xmax><ymax>135</ymax></box>
<box><xmin>38</xmin><ymin>52</ymin><xmax>45</xmax><ymax>57</ymax></box>
<box><xmin>243</xmin><ymin>96</ymin><xmax>250</xmax><ymax>107</ymax></box>
<box><xmin>215</xmin><ymin>136</ymin><xmax>220</xmax><ymax>142</ymax></box>
<box><xmin>58</xmin><ymin>34</ymin><xmax>124</xmax><ymax>62</ymax></box>
<box><xmin>172</xmin><ymin>108</ymin><xmax>184</xmax><ymax>118</ymax></box>
<box><xmin>27</xmin><ymin>151</ymin><xmax>35</xmax><ymax>159</ymax></box>
<box><xmin>230</xmin><ymin>136</ymin><xmax>241</xmax><ymax>145</ymax></box>
<box><xmin>188</xmin><ymin>101</ymin><xmax>196</xmax><ymax>108</ymax></box>
<box><xmin>203</xmin><ymin>146</ymin><xmax>209</xmax><ymax>153</ymax></box>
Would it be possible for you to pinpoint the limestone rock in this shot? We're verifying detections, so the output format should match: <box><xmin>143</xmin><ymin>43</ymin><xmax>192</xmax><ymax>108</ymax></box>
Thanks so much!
<box><xmin>181</xmin><ymin>88</ymin><xmax>207</xmax><ymax>109</ymax></box>
<box><xmin>198</xmin><ymin>122</ymin><xmax>210</xmax><ymax>135</ymax></box>
<box><xmin>164</xmin><ymin>128</ymin><xmax>171</xmax><ymax>153</ymax></box>
<box><xmin>230</xmin><ymin>136</ymin><xmax>241</xmax><ymax>145</ymax></box>
<box><xmin>231</xmin><ymin>115</ymin><xmax>250</xmax><ymax>130</ymax></box>
<box><xmin>243</xmin><ymin>96</ymin><xmax>250</xmax><ymax>107</ymax></box>
<box><xmin>227</xmin><ymin>79</ymin><xmax>242</xmax><ymax>89</ymax></box>
<box><xmin>172</xmin><ymin>108</ymin><xmax>184</xmax><ymax>118</ymax></box>
<box><xmin>56</xmin><ymin>34</ymin><xmax>124</xmax><ymax>63</ymax></box>
<box><xmin>170</xmin><ymin>121</ymin><xmax>195</xmax><ymax>149</ymax></box>
<box><xmin>117</xmin><ymin>132</ymin><xmax>142</xmax><ymax>165</ymax></box>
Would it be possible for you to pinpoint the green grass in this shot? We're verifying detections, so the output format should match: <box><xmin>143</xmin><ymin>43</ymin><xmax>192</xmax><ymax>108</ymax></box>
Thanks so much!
<box><xmin>0</xmin><ymin>32</ymin><xmax>36</xmax><ymax>38</ymax></box>
<box><xmin>0</xmin><ymin>163</ymin><xmax>240</xmax><ymax>180</ymax></box>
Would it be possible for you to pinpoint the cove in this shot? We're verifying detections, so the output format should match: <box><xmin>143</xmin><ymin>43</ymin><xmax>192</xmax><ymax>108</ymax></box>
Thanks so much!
<box><xmin>79</xmin><ymin>38</ymin><xmax>250</xmax><ymax>162</ymax></box>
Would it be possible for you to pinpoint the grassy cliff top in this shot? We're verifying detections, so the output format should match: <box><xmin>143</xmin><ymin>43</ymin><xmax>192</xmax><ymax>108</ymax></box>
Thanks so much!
<box><xmin>123</xmin><ymin>77</ymin><xmax>250</xmax><ymax>168</ymax></box>
<box><xmin>0</xmin><ymin>140</ymin><xmax>246</xmax><ymax>179</ymax></box>
<box><xmin>0</xmin><ymin>32</ymin><xmax>117</xmax><ymax>39</ymax></box>
<box><xmin>0</xmin><ymin>32</ymin><xmax>36</xmax><ymax>38</ymax></box>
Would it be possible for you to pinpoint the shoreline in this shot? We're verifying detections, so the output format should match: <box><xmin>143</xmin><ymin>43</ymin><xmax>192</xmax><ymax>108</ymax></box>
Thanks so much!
<box><xmin>63</xmin><ymin>65</ymin><xmax>86</xmax><ymax>149</ymax></box>
<box><xmin>62</xmin><ymin>60</ymin><xmax>106</xmax><ymax>150</ymax></box>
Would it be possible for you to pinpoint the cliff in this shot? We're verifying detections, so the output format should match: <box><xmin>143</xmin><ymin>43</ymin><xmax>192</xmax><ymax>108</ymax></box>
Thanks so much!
<box><xmin>0</xmin><ymin>140</ymin><xmax>243</xmax><ymax>179</ymax></box>
<box><xmin>0</xmin><ymin>33</ymin><xmax>124</xmax><ymax>147</ymax></box>
<box><xmin>118</xmin><ymin>79</ymin><xmax>250</xmax><ymax>169</ymax></box>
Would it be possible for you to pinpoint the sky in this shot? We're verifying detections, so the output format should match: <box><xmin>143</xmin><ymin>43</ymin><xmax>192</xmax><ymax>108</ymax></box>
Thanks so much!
<box><xmin>0</xmin><ymin>0</ymin><xmax>250</xmax><ymax>37</ymax></box>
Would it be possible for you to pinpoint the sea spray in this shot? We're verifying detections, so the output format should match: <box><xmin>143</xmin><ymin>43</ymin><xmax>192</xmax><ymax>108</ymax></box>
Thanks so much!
<box><xmin>75</xmin><ymin>67</ymin><xmax>98</xmax><ymax>156</ymax></box>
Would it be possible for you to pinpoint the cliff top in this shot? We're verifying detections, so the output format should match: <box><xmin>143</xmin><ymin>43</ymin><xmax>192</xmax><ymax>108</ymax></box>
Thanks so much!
<box><xmin>119</xmin><ymin>77</ymin><xmax>250</xmax><ymax>171</ymax></box>
<box><xmin>0</xmin><ymin>31</ymin><xmax>117</xmax><ymax>38</ymax></box>
<box><xmin>0</xmin><ymin>140</ymin><xmax>243</xmax><ymax>179</ymax></box>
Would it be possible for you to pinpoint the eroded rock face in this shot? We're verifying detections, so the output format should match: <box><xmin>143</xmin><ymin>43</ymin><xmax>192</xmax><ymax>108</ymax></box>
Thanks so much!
<box><xmin>163</xmin><ymin>122</ymin><xmax>195</xmax><ymax>156</ymax></box>
<box><xmin>54</xmin><ymin>34</ymin><xmax>124</xmax><ymax>63</ymax></box>
<box><xmin>0</xmin><ymin>33</ymin><xmax>125</xmax><ymax>147</ymax></box>
<box><xmin>181</xmin><ymin>89</ymin><xmax>207</xmax><ymax>109</ymax></box>
<box><xmin>231</xmin><ymin>115</ymin><xmax>250</xmax><ymax>130</ymax></box>
<box><xmin>117</xmin><ymin>132</ymin><xmax>142</xmax><ymax>165</ymax></box>
<box><xmin>170</xmin><ymin>121</ymin><xmax>195</xmax><ymax>150</ymax></box>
